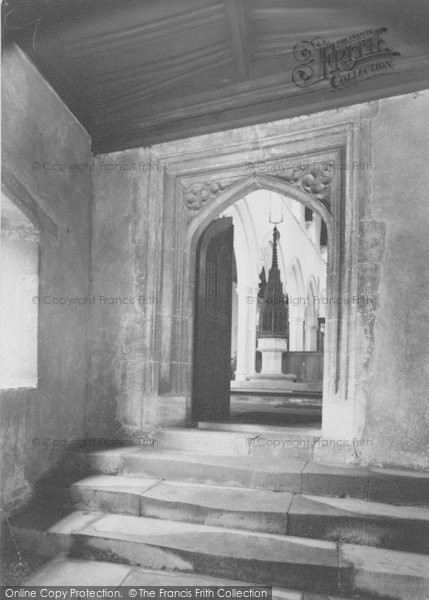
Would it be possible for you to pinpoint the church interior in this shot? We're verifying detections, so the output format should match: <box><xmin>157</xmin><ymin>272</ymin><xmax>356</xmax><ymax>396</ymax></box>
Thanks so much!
<box><xmin>215</xmin><ymin>190</ymin><xmax>327</xmax><ymax>426</ymax></box>
<box><xmin>1</xmin><ymin>0</ymin><xmax>429</xmax><ymax>597</ymax></box>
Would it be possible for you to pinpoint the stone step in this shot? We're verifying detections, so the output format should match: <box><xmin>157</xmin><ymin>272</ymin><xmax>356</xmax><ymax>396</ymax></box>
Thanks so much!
<box><xmin>288</xmin><ymin>494</ymin><xmax>429</xmax><ymax>553</ymax></box>
<box><xmin>71</xmin><ymin>476</ymin><xmax>160</xmax><ymax>516</ymax></box>
<box><xmin>228</xmin><ymin>392</ymin><xmax>322</xmax><ymax>404</ymax></box>
<box><xmin>119</xmin><ymin>451</ymin><xmax>306</xmax><ymax>492</ymax></box>
<box><xmin>79</xmin><ymin>448</ymin><xmax>429</xmax><ymax>505</ymax></box>
<box><xmin>26</xmin><ymin>558</ymin><xmax>347</xmax><ymax>599</ymax></box>
<box><xmin>71</xmin><ymin>476</ymin><xmax>293</xmax><ymax>533</ymax></box>
<box><xmin>70</xmin><ymin>476</ymin><xmax>429</xmax><ymax>551</ymax></box>
<box><xmin>40</xmin><ymin>512</ymin><xmax>429</xmax><ymax>598</ymax></box>
<box><xmin>156</xmin><ymin>428</ymin><xmax>318</xmax><ymax>459</ymax></box>
<box><xmin>198</xmin><ymin>422</ymin><xmax>322</xmax><ymax>433</ymax></box>
<box><xmin>340</xmin><ymin>544</ymin><xmax>429</xmax><ymax>599</ymax></box>
<box><xmin>44</xmin><ymin>511</ymin><xmax>339</xmax><ymax>593</ymax></box>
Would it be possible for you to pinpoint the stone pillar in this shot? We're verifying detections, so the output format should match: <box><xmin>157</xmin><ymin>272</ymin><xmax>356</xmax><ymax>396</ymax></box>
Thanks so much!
<box><xmin>258</xmin><ymin>337</ymin><xmax>288</xmax><ymax>375</ymax></box>
<box><xmin>290</xmin><ymin>316</ymin><xmax>305</xmax><ymax>351</ymax></box>
<box><xmin>306</xmin><ymin>324</ymin><xmax>318</xmax><ymax>351</ymax></box>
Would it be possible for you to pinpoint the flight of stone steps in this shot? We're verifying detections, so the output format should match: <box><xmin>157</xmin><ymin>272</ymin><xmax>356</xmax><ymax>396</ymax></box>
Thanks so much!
<box><xmin>9</xmin><ymin>427</ymin><xmax>429</xmax><ymax>599</ymax></box>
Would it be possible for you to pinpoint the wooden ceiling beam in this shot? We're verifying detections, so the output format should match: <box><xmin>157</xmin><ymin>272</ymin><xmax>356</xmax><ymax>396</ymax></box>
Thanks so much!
<box><xmin>92</xmin><ymin>72</ymin><xmax>429</xmax><ymax>154</ymax></box>
<box><xmin>92</xmin><ymin>51</ymin><xmax>429</xmax><ymax>135</ymax></box>
<box><xmin>92</xmin><ymin>72</ymin><xmax>293</xmax><ymax>127</ymax></box>
<box><xmin>224</xmin><ymin>0</ymin><xmax>251</xmax><ymax>80</ymax></box>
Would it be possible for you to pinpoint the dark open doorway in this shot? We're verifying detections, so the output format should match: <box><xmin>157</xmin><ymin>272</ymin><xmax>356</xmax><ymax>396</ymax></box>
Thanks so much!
<box><xmin>192</xmin><ymin>191</ymin><xmax>327</xmax><ymax>429</ymax></box>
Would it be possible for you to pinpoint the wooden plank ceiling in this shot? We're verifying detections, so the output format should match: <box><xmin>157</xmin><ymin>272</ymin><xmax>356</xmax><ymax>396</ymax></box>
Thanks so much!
<box><xmin>4</xmin><ymin>0</ymin><xmax>429</xmax><ymax>154</ymax></box>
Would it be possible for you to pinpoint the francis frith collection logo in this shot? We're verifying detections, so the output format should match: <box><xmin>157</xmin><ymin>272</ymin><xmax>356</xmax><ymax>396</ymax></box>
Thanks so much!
<box><xmin>292</xmin><ymin>28</ymin><xmax>400</xmax><ymax>90</ymax></box>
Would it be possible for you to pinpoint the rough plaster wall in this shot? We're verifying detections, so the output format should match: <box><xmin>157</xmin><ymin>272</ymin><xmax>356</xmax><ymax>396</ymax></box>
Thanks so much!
<box><xmin>0</xmin><ymin>46</ymin><xmax>92</xmax><ymax>513</ymax></box>
<box><xmin>358</xmin><ymin>91</ymin><xmax>429</xmax><ymax>470</ymax></box>
<box><xmin>89</xmin><ymin>149</ymin><xmax>154</xmax><ymax>438</ymax></box>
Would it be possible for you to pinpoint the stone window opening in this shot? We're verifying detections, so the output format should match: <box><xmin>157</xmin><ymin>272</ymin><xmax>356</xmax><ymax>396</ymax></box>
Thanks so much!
<box><xmin>0</xmin><ymin>193</ymin><xmax>39</xmax><ymax>390</ymax></box>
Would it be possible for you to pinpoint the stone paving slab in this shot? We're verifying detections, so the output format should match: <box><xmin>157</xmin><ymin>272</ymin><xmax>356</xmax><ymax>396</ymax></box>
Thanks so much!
<box><xmin>122</xmin><ymin>568</ymin><xmax>268</xmax><ymax>589</ymax></box>
<box><xmin>300</xmin><ymin>596</ymin><xmax>346</xmax><ymax>600</ymax></box>
<box><xmin>140</xmin><ymin>480</ymin><xmax>292</xmax><ymax>533</ymax></box>
<box><xmin>340</xmin><ymin>543</ymin><xmax>429</xmax><ymax>599</ymax></box>
<box><xmin>25</xmin><ymin>559</ymin><xmax>348</xmax><ymax>599</ymax></box>
<box><xmin>26</xmin><ymin>557</ymin><xmax>133</xmax><ymax>585</ymax></box>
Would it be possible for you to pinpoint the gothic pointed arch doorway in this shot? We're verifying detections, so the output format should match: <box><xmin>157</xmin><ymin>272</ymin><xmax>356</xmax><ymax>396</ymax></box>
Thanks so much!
<box><xmin>191</xmin><ymin>182</ymin><xmax>331</xmax><ymax>425</ymax></box>
<box><xmin>143</xmin><ymin>120</ymin><xmax>360</xmax><ymax>454</ymax></box>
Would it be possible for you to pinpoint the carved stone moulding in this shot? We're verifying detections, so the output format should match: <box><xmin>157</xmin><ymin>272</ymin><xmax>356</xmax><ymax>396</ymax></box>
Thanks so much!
<box><xmin>276</xmin><ymin>164</ymin><xmax>333</xmax><ymax>206</ymax></box>
<box><xmin>181</xmin><ymin>156</ymin><xmax>335</xmax><ymax>216</ymax></box>
<box><xmin>183</xmin><ymin>180</ymin><xmax>230</xmax><ymax>212</ymax></box>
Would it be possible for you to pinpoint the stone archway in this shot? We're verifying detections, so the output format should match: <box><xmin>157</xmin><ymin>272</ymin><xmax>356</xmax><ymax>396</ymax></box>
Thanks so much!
<box><xmin>142</xmin><ymin>116</ymin><xmax>364</xmax><ymax>455</ymax></box>
<box><xmin>180</xmin><ymin>174</ymin><xmax>334</xmax><ymax>424</ymax></box>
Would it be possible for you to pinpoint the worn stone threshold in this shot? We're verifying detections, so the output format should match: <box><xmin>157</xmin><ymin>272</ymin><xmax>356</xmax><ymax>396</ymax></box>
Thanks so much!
<box><xmin>25</xmin><ymin>558</ymin><xmax>347</xmax><ymax>599</ymax></box>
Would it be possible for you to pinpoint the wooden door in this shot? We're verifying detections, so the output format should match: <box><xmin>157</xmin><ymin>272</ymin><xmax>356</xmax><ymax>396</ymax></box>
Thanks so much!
<box><xmin>192</xmin><ymin>218</ymin><xmax>234</xmax><ymax>421</ymax></box>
